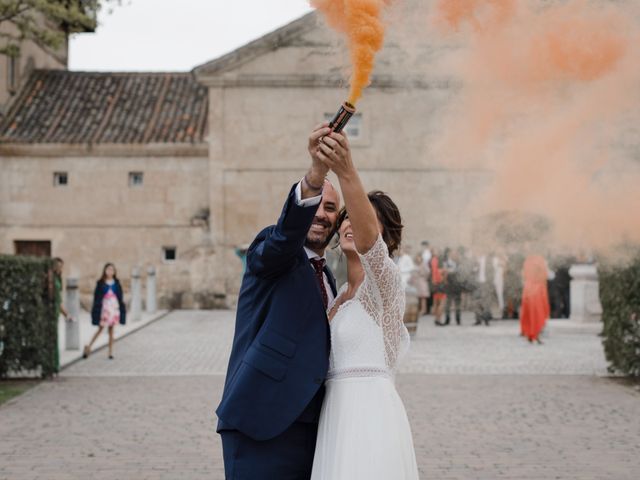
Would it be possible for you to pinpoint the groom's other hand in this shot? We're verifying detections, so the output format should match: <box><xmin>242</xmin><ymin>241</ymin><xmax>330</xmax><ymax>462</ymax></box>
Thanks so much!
<box><xmin>303</xmin><ymin>123</ymin><xmax>332</xmax><ymax>199</ymax></box>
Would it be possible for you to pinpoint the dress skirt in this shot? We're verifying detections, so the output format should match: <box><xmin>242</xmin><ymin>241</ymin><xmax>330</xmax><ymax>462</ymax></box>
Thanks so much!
<box><xmin>311</xmin><ymin>375</ymin><xmax>420</xmax><ymax>480</ymax></box>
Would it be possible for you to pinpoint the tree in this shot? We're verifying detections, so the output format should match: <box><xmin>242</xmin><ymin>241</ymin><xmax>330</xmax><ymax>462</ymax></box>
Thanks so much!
<box><xmin>0</xmin><ymin>0</ymin><xmax>118</xmax><ymax>58</ymax></box>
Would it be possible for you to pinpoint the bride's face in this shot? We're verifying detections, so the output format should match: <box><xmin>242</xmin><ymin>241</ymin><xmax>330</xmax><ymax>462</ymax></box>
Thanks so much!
<box><xmin>338</xmin><ymin>212</ymin><xmax>384</xmax><ymax>253</ymax></box>
<box><xmin>338</xmin><ymin>216</ymin><xmax>356</xmax><ymax>253</ymax></box>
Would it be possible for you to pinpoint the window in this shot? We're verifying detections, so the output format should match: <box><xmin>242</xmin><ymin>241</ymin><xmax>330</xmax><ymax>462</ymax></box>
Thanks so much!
<box><xmin>324</xmin><ymin>112</ymin><xmax>363</xmax><ymax>140</ymax></box>
<box><xmin>7</xmin><ymin>55</ymin><xmax>19</xmax><ymax>94</ymax></box>
<box><xmin>15</xmin><ymin>240</ymin><xmax>51</xmax><ymax>257</ymax></box>
<box><xmin>53</xmin><ymin>172</ymin><xmax>68</xmax><ymax>186</ymax></box>
<box><xmin>129</xmin><ymin>171</ymin><xmax>144</xmax><ymax>187</ymax></box>
<box><xmin>163</xmin><ymin>246</ymin><xmax>177</xmax><ymax>262</ymax></box>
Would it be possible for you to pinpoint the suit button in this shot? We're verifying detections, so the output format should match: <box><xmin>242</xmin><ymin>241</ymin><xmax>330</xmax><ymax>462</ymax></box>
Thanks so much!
<box><xmin>314</xmin><ymin>378</ymin><xmax>324</xmax><ymax>384</ymax></box>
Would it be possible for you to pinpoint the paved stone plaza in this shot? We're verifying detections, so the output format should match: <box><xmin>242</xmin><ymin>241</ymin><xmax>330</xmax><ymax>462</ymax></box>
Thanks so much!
<box><xmin>1</xmin><ymin>310</ymin><xmax>639</xmax><ymax>480</ymax></box>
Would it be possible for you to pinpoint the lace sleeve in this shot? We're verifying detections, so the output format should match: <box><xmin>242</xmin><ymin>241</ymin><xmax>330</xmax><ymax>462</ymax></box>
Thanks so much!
<box><xmin>357</xmin><ymin>234</ymin><xmax>409</xmax><ymax>369</ymax></box>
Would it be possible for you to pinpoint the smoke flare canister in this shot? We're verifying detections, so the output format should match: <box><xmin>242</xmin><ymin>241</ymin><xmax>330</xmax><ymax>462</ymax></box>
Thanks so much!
<box><xmin>329</xmin><ymin>102</ymin><xmax>356</xmax><ymax>133</ymax></box>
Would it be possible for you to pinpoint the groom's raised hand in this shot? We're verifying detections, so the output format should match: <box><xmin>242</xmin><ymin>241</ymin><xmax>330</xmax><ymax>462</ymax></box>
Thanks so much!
<box><xmin>316</xmin><ymin>130</ymin><xmax>354</xmax><ymax>179</ymax></box>
<box><xmin>303</xmin><ymin>123</ymin><xmax>332</xmax><ymax>198</ymax></box>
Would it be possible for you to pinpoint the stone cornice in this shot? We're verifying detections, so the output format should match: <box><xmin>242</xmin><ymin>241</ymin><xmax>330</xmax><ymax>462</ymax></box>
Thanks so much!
<box><xmin>198</xmin><ymin>73</ymin><xmax>457</xmax><ymax>90</ymax></box>
<box><xmin>0</xmin><ymin>142</ymin><xmax>209</xmax><ymax>158</ymax></box>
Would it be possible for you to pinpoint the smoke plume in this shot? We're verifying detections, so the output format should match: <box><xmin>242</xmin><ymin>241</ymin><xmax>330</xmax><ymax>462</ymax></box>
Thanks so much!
<box><xmin>431</xmin><ymin>0</ymin><xmax>640</xmax><ymax>252</ymax></box>
<box><xmin>312</xmin><ymin>0</ymin><xmax>390</xmax><ymax>104</ymax></box>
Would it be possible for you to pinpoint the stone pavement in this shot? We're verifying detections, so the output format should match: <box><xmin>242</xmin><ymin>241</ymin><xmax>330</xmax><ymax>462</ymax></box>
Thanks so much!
<box><xmin>1</xmin><ymin>310</ymin><xmax>638</xmax><ymax>480</ymax></box>
<box><xmin>57</xmin><ymin>309</ymin><xmax>169</xmax><ymax>369</ymax></box>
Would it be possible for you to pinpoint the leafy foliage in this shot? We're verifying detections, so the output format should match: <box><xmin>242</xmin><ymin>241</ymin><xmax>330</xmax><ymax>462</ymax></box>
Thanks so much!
<box><xmin>0</xmin><ymin>255</ymin><xmax>58</xmax><ymax>378</ymax></box>
<box><xmin>0</xmin><ymin>0</ymin><xmax>118</xmax><ymax>58</ymax></box>
<box><xmin>599</xmin><ymin>254</ymin><xmax>640</xmax><ymax>378</ymax></box>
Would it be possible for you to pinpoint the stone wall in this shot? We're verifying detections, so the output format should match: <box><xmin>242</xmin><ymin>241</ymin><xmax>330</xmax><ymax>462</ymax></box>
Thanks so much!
<box><xmin>0</xmin><ymin>149</ymin><xmax>221</xmax><ymax>308</ymax></box>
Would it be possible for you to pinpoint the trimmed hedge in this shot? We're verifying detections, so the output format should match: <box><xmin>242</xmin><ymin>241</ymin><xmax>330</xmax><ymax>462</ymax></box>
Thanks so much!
<box><xmin>0</xmin><ymin>255</ymin><xmax>58</xmax><ymax>378</ymax></box>
<box><xmin>599</xmin><ymin>254</ymin><xmax>640</xmax><ymax>378</ymax></box>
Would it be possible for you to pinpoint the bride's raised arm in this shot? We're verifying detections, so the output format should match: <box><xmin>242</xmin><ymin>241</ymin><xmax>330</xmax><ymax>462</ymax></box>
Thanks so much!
<box><xmin>315</xmin><ymin>131</ymin><xmax>378</xmax><ymax>254</ymax></box>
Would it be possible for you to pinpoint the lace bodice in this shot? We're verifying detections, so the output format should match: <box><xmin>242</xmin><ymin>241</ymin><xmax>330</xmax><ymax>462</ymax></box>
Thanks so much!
<box><xmin>328</xmin><ymin>234</ymin><xmax>409</xmax><ymax>375</ymax></box>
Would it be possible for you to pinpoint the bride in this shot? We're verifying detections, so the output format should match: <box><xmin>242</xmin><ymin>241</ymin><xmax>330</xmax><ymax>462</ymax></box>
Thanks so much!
<box><xmin>310</xmin><ymin>128</ymin><xmax>419</xmax><ymax>479</ymax></box>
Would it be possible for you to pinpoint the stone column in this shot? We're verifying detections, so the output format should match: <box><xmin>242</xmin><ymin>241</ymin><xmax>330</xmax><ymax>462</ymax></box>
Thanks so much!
<box><xmin>146</xmin><ymin>266</ymin><xmax>157</xmax><ymax>314</ymax></box>
<box><xmin>569</xmin><ymin>264</ymin><xmax>603</xmax><ymax>323</ymax></box>
<box><xmin>131</xmin><ymin>268</ymin><xmax>142</xmax><ymax>322</ymax></box>
<box><xmin>65</xmin><ymin>278</ymin><xmax>81</xmax><ymax>350</ymax></box>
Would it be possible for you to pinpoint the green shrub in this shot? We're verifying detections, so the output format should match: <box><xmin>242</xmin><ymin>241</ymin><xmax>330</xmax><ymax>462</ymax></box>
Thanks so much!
<box><xmin>599</xmin><ymin>254</ymin><xmax>640</xmax><ymax>378</ymax></box>
<box><xmin>0</xmin><ymin>255</ymin><xmax>58</xmax><ymax>378</ymax></box>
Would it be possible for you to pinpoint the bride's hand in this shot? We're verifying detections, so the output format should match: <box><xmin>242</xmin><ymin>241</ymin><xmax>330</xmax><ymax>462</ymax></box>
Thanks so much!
<box><xmin>317</xmin><ymin>131</ymin><xmax>354</xmax><ymax>179</ymax></box>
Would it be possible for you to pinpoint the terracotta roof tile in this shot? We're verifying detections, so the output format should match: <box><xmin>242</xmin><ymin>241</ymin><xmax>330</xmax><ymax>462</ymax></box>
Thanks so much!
<box><xmin>0</xmin><ymin>70</ymin><xmax>208</xmax><ymax>144</ymax></box>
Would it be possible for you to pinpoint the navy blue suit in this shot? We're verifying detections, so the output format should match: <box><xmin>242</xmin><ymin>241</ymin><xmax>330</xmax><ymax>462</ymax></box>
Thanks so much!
<box><xmin>217</xmin><ymin>184</ymin><xmax>335</xmax><ymax>479</ymax></box>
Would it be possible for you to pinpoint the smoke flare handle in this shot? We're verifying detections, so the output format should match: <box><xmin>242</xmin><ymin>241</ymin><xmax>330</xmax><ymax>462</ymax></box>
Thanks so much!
<box><xmin>329</xmin><ymin>101</ymin><xmax>356</xmax><ymax>134</ymax></box>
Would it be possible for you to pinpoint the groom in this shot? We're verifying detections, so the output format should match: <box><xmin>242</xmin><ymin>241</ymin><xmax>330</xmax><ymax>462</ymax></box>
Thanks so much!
<box><xmin>217</xmin><ymin>123</ymin><xmax>342</xmax><ymax>479</ymax></box>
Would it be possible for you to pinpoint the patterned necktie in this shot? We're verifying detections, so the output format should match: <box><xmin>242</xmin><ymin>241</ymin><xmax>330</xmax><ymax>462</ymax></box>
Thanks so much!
<box><xmin>310</xmin><ymin>258</ymin><xmax>328</xmax><ymax>309</ymax></box>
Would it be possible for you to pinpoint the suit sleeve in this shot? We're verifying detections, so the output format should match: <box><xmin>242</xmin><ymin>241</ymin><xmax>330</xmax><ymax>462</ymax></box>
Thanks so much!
<box><xmin>246</xmin><ymin>183</ymin><xmax>320</xmax><ymax>278</ymax></box>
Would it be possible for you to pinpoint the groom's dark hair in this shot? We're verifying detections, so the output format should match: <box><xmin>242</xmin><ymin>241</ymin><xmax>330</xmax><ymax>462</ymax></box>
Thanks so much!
<box><xmin>336</xmin><ymin>190</ymin><xmax>403</xmax><ymax>257</ymax></box>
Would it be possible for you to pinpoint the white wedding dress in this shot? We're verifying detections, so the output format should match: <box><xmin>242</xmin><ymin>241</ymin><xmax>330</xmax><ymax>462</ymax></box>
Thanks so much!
<box><xmin>311</xmin><ymin>234</ymin><xmax>420</xmax><ymax>480</ymax></box>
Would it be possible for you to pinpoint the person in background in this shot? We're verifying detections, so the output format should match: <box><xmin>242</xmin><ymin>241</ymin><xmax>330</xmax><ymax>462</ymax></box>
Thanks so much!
<box><xmin>504</xmin><ymin>246</ymin><xmax>525</xmax><ymax>319</ymax></box>
<box><xmin>421</xmin><ymin>240</ymin><xmax>432</xmax><ymax>313</ymax></box>
<box><xmin>430</xmin><ymin>247</ymin><xmax>447</xmax><ymax>326</ymax></box>
<box><xmin>412</xmin><ymin>252</ymin><xmax>430</xmax><ymax>316</ymax></box>
<box><xmin>52</xmin><ymin>258</ymin><xmax>71</xmax><ymax>323</ymax></box>
<box><xmin>492</xmin><ymin>250</ymin><xmax>506</xmax><ymax>318</ymax></box>
<box><xmin>456</xmin><ymin>246</ymin><xmax>476</xmax><ymax>311</ymax></box>
<box><xmin>549</xmin><ymin>251</ymin><xmax>573</xmax><ymax>319</ymax></box>
<box><xmin>397</xmin><ymin>245</ymin><xmax>416</xmax><ymax>291</ymax></box>
<box><xmin>84</xmin><ymin>263</ymin><xmax>126</xmax><ymax>360</ymax></box>
<box><xmin>51</xmin><ymin>257</ymin><xmax>70</xmax><ymax>373</ymax></box>
<box><xmin>443</xmin><ymin>248</ymin><xmax>463</xmax><ymax>326</ymax></box>
<box><xmin>473</xmin><ymin>249</ymin><xmax>494</xmax><ymax>326</ymax></box>
<box><xmin>520</xmin><ymin>248</ymin><xmax>550</xmax><ymax>344</ymax></box>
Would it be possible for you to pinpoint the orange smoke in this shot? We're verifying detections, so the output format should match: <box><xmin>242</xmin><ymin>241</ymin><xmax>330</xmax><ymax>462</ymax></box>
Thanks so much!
<box><xmin>312</xmin><ymin>0</ymin><xmax>389</xmax><ymax>104</ymax></box>
<box><xmin>437</xmin><ymin>0</ymin><xmax>515</xmax><ymax>32</ymax></box>
<box><xmin>431</xmin><ymin>0</ymin><xmax>640</xmax><ymax>250</ymax></box>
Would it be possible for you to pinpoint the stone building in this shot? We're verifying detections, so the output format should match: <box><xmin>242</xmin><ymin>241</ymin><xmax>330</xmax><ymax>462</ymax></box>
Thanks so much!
<box><xmin>0</xmin><ymin>71</ymin><xmax>213</xmax><ymax>308</ymax></box>
<box><xmin>0</xmin><ymin>11</ymin><xmax>492</xmax><ymax>307</ymax></box>
<box><xmin>4</xmin><ymin>6</ymin><xmax>634</xmax><ymax>307</ymax></box>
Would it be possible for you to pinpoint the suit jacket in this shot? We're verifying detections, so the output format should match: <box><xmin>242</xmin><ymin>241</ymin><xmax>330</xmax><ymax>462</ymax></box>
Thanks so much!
<box><xmin>216</xmin><ymin>184</ymin><xmax>336</xmax><ymax>441</ymax></box>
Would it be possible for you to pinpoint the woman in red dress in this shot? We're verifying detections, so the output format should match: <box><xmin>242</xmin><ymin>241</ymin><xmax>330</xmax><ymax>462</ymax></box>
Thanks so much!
<box><xmin>430</xmin><ymin>248</ymin><xmax>447</xmax><ymax>326</ymax></box>
<box><xmin>520</xmin><ymin>254</ymin><xmax>550</xmax><ymax>344</ymax></box>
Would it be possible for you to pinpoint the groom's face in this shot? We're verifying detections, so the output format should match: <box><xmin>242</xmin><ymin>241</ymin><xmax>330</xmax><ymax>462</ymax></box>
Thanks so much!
<box><xmin>305</xmin><ymin>182</ymin><xmax>340</xmax><ymax>254</ymax></box>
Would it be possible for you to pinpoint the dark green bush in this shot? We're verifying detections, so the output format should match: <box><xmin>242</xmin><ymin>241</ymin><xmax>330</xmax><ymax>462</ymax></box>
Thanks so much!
<box><xmin>0</xmin><ymin>255</ymin><xmax>58</xmax><ymax>378</ymax></box>
<box><xmin>599</xmin><ymin>254</ymin><xmax>640</xmax><ymax>378</ymax></box>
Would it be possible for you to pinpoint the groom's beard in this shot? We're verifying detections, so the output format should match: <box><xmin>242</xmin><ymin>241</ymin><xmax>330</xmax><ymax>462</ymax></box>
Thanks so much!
<box><xmin>305</xmin><ymin>219</ymin><xmax>334</xmax><ymax>251</ymax></box>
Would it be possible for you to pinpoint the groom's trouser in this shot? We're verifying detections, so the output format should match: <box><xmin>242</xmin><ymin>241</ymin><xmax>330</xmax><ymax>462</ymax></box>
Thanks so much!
<box><xmin>220</xmin><ymin>421</ymin><xmax>318</xmax><ymax>480</ymax></box>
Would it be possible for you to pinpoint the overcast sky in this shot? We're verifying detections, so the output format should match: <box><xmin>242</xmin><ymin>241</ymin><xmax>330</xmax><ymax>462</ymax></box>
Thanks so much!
<box><xmin>69</xmin><ymin>0</ymin><xmax>313</xmax><ymax>71</ymax></box>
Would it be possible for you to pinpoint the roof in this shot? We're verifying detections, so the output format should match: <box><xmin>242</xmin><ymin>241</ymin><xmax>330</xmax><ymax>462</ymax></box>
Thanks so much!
<box><xmin>0</xmin><ymin>70</ymin><xmax>208</xmax><ymax>144</ymax></box>
<box><xmin>194</xmin><ymin>12</ymin><xmax>317</xmax><ymax>77</ymax></box>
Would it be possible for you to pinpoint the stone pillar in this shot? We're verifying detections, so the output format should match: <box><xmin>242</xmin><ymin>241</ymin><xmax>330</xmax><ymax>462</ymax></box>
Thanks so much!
<box><xmin>131</xmin><ymin>267</ymin><xmax>142</xmax><ymax>322</ymax></box>
<box><xmin>569</xmin><ymin>264</ymin><xmax>603</xmax><ymax>323</ymax></box>
<box><xmin>65</xmin><ymin>278</ymin><xmax>81</xmax><ymax>350</ymax></box>
<box><xmin>146</xmin><ymin>266</ymin><xmax>157</xmax><ymax>314</ymax></box>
